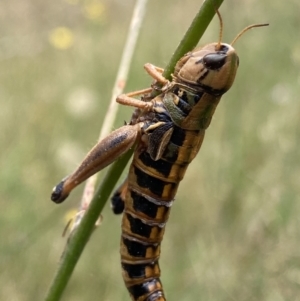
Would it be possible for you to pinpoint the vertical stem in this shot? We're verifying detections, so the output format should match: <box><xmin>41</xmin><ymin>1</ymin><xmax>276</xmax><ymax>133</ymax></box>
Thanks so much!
<box><xmin>163</xmin><ymin>0</ymin><xmax>224</xmax><ymax>80</ymax></box>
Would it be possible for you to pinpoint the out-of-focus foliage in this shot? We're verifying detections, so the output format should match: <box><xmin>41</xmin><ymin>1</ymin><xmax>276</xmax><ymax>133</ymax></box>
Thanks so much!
<box><xmin>1</xmin><ymin>1</ymin><xmax>300</xmax><ymax>300</ymax></box>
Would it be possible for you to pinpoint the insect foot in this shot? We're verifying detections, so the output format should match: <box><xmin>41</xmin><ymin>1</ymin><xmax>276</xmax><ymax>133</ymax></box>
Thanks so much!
<box><xmin>51</xmin><ymin>180</ymin><xmax>69</xmax><ymax>203</ymax></box>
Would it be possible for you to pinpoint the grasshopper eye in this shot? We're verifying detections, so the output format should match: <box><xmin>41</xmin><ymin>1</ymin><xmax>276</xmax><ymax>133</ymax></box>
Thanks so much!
<box><xmin>202</xmin><ymin>53</ymin><xmax>227</xmax><ymax>70</ymax></box>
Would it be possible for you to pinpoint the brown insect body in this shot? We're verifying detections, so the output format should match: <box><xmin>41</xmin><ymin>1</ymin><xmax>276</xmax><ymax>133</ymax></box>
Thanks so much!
<box><xmin>116</xmin><ymin>43</ymin><xmax>238</xmax><ymax>301</ymax></box>
<box><xmin>52</xmin><ymin>42</ymin><xmax>238</xmax><ymax>301</ymax></box>
<box><xmin>51</xmin><ymin>20</ymin><xmax>268</xmax><ymax>301</ymax></box>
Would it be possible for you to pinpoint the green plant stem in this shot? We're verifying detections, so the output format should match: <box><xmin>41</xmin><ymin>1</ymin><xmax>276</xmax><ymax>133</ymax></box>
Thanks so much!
<box><xmin>44</xmin><ymin>0</ymin><xmax>224</xmax><ymax>300</ymax></box>
<box><xmin>163</xmin><ymin>0</ymin><xmax>224</xmax><ymax>80</ymax></box>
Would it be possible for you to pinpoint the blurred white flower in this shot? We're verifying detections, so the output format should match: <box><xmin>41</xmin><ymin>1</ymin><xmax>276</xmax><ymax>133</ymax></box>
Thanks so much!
<box><xmin>65</xmin><ymin>87</ymin><xmax>97</xmax><ymax>119</ymax></box>
<box><xmin>55</xmin><ymin>140</ymin><xmax>85</xmax><ymax>172</ymax></box>
<box><xmin>270</xmin><ymin>83</ymin><xmax>291</xmax><ymax>105</ymax></box>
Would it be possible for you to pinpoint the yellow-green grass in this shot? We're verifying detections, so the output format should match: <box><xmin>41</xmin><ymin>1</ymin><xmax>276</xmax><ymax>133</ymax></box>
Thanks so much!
<box><xmin>1</xmin><ymin>1</ymin><xmax>299</xmax><ymax>300</ymax></box>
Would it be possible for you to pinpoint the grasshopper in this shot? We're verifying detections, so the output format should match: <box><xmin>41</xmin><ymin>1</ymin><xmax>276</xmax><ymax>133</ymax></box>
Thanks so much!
<box><xmin>51</xmin><ymin>13</ymin><xmax>267</xmax><ymax>301</ymax></box>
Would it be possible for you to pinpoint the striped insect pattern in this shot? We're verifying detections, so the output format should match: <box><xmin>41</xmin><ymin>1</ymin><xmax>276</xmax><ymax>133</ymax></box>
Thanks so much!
<box><xmin>51</xmin><ymin>13</ymin><xmax>268</xmax><ymax>301</ymax></box>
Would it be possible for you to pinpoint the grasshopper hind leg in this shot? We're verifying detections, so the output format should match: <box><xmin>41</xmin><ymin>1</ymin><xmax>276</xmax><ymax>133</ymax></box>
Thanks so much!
<box><xmin>51</xmin><ymin>124</ymin><xmax>141</xmax><ymax>204</ymax></box>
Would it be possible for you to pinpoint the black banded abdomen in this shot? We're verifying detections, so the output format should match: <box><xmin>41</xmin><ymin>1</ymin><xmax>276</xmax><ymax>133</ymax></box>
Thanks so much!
<box><xmin>120</xmin><ymin>126</ymin><xmax>205</xmax><ymax>301</ymax></box>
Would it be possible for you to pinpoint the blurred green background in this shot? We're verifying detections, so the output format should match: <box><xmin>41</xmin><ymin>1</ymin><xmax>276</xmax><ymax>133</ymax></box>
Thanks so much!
<box><xmin>1</xmin><ymin>0</ymin><xmax>300</xmax><ymax>300</ymax></box>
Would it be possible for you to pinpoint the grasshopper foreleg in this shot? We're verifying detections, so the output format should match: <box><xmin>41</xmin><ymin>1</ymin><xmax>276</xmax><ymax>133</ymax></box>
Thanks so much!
<box><xmin>116</xmin><ymin>64</ymin><xmax>169</xmax><ymax>111</ymax></box>
<box><xmin>144</xmin><ymin>63</ymin><xmax>168</xmax><ymax>85</ymax></box>
<box><xmin>51</xmin><ymin>124</ymin><xmax>141</xmax><ymax>204</ymax></box>
<box><xmin>116</xmin><ymin>88</ymin><xmax>154</xmax><ymax>110</ymax></box>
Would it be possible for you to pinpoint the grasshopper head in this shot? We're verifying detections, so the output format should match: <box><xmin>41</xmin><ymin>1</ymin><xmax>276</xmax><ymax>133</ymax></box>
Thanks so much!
<box><xmin>173</xmin><ymin>19</ymin><xmax>268</xmax><ymax>95</ymax></box>
<box><xmin>174</xmin><ymin>43</ymin><xmax>239</xmax><ymax>95</ymax></box>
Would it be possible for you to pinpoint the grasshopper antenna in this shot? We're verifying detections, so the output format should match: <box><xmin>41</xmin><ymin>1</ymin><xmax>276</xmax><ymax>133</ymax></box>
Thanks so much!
<box><xmin>215</xmin><ymin>9</ymin><xmax>223</xmax><ymax>51</ymax></box>
<box><xmin>231</xmin><ymin>23</ymin><xmax>269</xmax><ymax>46</ymax></box>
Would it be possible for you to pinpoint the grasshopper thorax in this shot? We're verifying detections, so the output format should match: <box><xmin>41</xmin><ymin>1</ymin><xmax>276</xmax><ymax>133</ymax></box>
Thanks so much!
<box><xmin>173</xmin><ymin>43</ymin><xmax>239</xmax><ymax>95</ymax></box>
